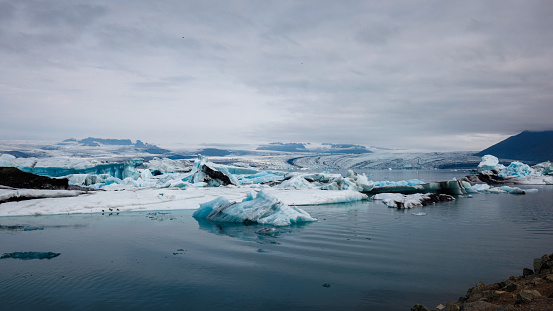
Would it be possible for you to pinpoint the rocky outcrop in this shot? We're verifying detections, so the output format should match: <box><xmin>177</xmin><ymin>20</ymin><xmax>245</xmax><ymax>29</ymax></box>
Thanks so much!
<box><xmin>0</xmin><ymin>167</ymin><xmax>69</xmax><ymax>189</ymax></box>
<box><xmin>413</xmin><ymin>253</ymin><xmax>553</xmax><ymax>311</ymax></box>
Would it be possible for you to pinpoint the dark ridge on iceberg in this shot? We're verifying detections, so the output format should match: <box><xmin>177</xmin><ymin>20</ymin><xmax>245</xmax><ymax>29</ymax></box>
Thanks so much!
<box><xmin>474</xmin><ymin>131</ymin><xmax>553</xmax><ymax>163</ymax></box>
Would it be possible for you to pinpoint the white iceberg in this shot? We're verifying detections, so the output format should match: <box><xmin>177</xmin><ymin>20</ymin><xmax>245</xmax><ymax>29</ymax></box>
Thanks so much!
<box><xmin>193</xmin><ymin>190</ymin><xmax>317</xmax><ymax>226</ymax></box>
<box><xmin>476</xmin><ymin>155</ymin><xmax>505</xmax><ymax>173</ymax></box>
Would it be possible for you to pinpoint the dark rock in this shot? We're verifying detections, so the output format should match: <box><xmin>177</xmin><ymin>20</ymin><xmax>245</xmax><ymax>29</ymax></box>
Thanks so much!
<box><xmin>459</xmin><ymin>301</ymin><xmax>499</xmax><ymax>311</ymax></box>
<box><xmin>516</xmin><ymin>289</ymin><xmax>541</xmax><ymax>304</ymax></box>
<box><xmin>493</xmin><ymin>306</ymin><xmax>515</xmax><ymax>311</ymax></box>
<box><xmin>533</xmin><ymin>254</ymin><xmax>550</xmax><ymax>274</ymax></box>
<box><xmin>444</xmin><ymin>302</ymin><xmax>461</xmax><ymax>311</ymax></box>
<box><xmin>523</xmin><ymin>268</ymin><xmax>534</xmax><ymax>277</ymax></box>
<box><xmin>0</xmin><ymin>167</ymin><xmax>68</xmax><ymax>190</ymax></box>
<box><xmin>410</xmin><ymin>304</ymin><xmax>431</xmax><ymax>311</ymax></box>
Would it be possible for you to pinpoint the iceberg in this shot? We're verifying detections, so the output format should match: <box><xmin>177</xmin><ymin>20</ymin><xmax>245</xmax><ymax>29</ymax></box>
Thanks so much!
<box><xmin>533</xmin><ymin>161</ymin><xmax>553</xmax><ymax>175</ymax></box>
<box><xmin>373</xmin><ymin>193</ymin><xmax>455</xmax><ymax>209</ymax></box>
<box><xmin>187</xmin><ymin>155</ymin><xmax>240</xmax><ymax>187</ymax></box>
<box><xmin>498</xmin><ymin>161</ymin><xmax>536</xmax><ymax>178</ymax></box>
<box><xmin>193</xmin><ymin>190</ymin><xmax>317</xmax><ymax>226</ymax></box>
<box><xmin>476</xmin><ymin>155</ymin><xmax>505</xmax><ymax>173</ymax></box>
<box><xmin>144</xmin><ymin>157</ymin><xmax>192</xmax><ymax>173</ymax></box>
<box><xmin>468</xmin><ymin>184</ymin><xmax>537</xmax><ymax>194</ymax></box>
<box><xmin>0</xmin><ymin>154</ymin><xmax>142</xmax><ymax>179</ymax></box>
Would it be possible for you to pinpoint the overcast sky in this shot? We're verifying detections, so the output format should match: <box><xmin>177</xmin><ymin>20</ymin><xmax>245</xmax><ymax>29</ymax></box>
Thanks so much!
<box><xmin>1</xmin><ymin>0</ymin><xmax>552</xmax><ymax>151</ymax></box>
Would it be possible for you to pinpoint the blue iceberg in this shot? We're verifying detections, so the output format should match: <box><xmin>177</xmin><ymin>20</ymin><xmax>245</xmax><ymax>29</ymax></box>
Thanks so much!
<box><xmin>193</xmin><ymin>190</ymin><xmax>317</xmax><ymax>226</ymax></box>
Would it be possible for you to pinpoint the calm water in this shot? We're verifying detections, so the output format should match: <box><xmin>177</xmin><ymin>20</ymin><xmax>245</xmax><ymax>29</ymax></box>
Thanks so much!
<box><xmin>1</xmin><ymin>171</ymin><xmax>553</xmax><ymax>311</ymax></box>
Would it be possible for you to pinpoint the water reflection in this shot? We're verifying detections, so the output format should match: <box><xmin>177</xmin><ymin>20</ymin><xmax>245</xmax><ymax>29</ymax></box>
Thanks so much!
<box><xmin>195</xmin><ymin>218</ymin><xmax>311</xmax><ymax>242</ymax></box>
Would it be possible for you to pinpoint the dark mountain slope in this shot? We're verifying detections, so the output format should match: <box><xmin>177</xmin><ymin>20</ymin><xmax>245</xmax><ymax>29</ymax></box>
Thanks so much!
<box><xmin>474</xmin><ymin>131</ymin><xmax>553</xmax><ymax>163</ymax></box>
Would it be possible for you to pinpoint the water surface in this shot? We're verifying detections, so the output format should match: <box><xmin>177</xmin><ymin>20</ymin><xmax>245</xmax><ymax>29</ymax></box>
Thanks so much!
<box><xmin>1</xmin><ymin>174</ymin><xmax>552</xmax><ymax>310</ymax></box>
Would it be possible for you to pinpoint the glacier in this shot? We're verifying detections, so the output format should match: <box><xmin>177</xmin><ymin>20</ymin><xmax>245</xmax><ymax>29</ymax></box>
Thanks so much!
<box><xmin>193</xmin><ymin>190</ymin><xmax>317</xmax><ymax>226</ymax></box>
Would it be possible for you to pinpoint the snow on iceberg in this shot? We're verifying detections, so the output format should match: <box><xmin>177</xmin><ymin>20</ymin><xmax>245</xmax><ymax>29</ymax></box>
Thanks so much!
<box><xmin>144</xmin><ymin>157</ymin><xmax>192</xmax><ymax>173</ymax></box>
<box><xmin>373</xmin><ymin>193</ymin><xmax>455</xmax><ymax>209</ymax></box>
<box><xmin>476</xmin><ymin>155</ymin><xmax>505</xmax><ymax>173</ymax></box>
<box><xmin>193</xmin><ymin>190</ymin><xmax>317</xmax><ymax>226</ymax></box>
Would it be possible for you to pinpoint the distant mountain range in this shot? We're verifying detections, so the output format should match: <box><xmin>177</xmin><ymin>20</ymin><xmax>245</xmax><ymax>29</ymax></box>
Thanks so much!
<box><xmin>475</xmin><ymin>131</ymin><xmax>553</xmax><ymax>163</ymax></box>
<box><xmin>60</xmin><ymin>137</ymin><xmax>170</xmax><ymax>154</ymax></box>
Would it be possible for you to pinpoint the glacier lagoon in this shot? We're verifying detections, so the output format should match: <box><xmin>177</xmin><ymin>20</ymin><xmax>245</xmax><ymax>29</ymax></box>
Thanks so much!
<box><xmin>1</xmin><ymin>170</ymin><xmax>553</xmax><ymax>311</ymax></box>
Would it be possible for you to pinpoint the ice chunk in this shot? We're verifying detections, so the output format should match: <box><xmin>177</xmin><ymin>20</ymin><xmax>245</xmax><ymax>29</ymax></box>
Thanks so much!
<box><xmin>373</xmin><ymin>193</ymin><xmax>455</xmax><ymax>209</ymax></box>
<box><xmin>477</xmin><ymin>155</ymin><xmax>505</xmax><ymax>173</ymax></box>
<box><xmin>193</xmin><ymin>190</ymin><xmax>317</xmax><ymax>226</ymax></box>
<box><xmin>498</xmin><ymin>161</ymin><xmax>536</xmax><ymax>177</ymax></box>
<box><xmin>372</xmin><ymin>179</ymin><xmax>425</xmax><ymax>188</ymax></box>
<box><xmin>533</xmin><ymin>161</ymin><xmax>553</xmax><ymax>175</ymax></box>
<box><xmin>187</xmin><ymin>155</ymin><xmax>239</xmax><ymax>187</ymax></box>
<box><xmin>235</xmin><ymin>171</ymin><xmax>285</xmax><ymax>185</ymax></box>
<box><xmin>277</xmin><ymin>176</ymin><xmax>316</xmax><ymax>189</ymax></box>
<box><xmin>1</xmin><ymin>251</ymin><xmax>61</xmax><ymax>260</ymax></box>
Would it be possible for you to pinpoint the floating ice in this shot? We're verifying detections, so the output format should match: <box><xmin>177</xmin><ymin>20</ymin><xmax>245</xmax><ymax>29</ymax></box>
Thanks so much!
<box><xmin>476</xmin><ymin>155</ymin><xmax>505</xmax><ymax>173</ymax></box>
<box><xmin>1</xmin><ymin>251</ymin><xmax>61</xmax><ymax>260</ymax></box>
<box><xmin>533</xmin><ymin>161</ymin><xmax>553</xmax><ymax>175</ymax></box>
<box><xmin>373</xmin><ymin>193</ymin><xmax>455</xmax><ymax>209</ymax></box>
<box><xmin>498</xmin><ymin>161</ymin><xmax>536</xmax><ymax>178</ymax></box>
<box><xmin>193</xmin><ymin>190</ymin><xmax>317</xmax><ymax>226</ymax></box>
<box><xmin>372</xmin><ymin>179</ymin><xmax>425</xmax><ymax>188</ymax></box>
<box><xmin>468</xmin><ymin>183</ymin><xmax>537</xmax><ymax>194</ymax></box>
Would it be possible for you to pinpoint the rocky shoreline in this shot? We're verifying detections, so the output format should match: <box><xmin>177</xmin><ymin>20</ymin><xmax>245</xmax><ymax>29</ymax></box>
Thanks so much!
<box><xmin>412</xmin><ymin>253</ymin><xmax>553</xmax><ymax>311</ymax></box>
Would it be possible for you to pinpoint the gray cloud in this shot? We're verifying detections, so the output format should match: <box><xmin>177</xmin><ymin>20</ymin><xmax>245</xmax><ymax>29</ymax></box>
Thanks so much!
<box><xmin>1</xmin><ymin>0</ymin><xmax>552</xmax><ymax>151</ymax></box>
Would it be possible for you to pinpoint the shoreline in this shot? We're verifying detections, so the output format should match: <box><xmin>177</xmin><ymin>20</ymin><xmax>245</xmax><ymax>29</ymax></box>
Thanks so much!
<box><xmin>412</xmin><ymin>253</ymin><xmax>553</xmax><ymax>311</ymax></box>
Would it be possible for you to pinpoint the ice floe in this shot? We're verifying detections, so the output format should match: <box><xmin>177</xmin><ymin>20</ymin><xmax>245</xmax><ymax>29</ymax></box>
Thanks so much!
<box><xmin>193</xmin><ymin>190</ymin><xmax>317</xmax><ymax>226</ymax></box>
<box><xmin>373</xmin><ymin>193</ymin><xmax>455</xmax><ymax>209</ymax></box>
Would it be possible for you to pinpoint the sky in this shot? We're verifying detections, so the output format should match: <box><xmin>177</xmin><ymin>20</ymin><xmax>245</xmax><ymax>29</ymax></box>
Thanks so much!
<box><xmin>1</xmin><ymin>0</ymin><xmax>552</xmax><ymax>152</ymax></box>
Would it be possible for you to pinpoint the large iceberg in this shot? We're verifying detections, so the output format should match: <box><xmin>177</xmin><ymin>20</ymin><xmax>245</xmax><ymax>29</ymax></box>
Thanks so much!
<box><xmin>193</xmin><ymin>190</ymin><xmax>317</xmax><ymax>226</ymax></box>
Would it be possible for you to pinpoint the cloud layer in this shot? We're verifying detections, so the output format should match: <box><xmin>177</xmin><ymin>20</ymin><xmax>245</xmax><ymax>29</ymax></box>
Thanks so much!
<box><xmin>1</xmin><ymin>0</ymin><xmax>552</xmax><ymax>151</ymax></box>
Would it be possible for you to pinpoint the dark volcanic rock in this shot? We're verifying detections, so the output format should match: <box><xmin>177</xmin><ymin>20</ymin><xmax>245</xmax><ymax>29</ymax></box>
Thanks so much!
<box><xmin>0</xmin><ymin>167</ymin><xmax>68</xmax><ymax>189</ymax></box>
